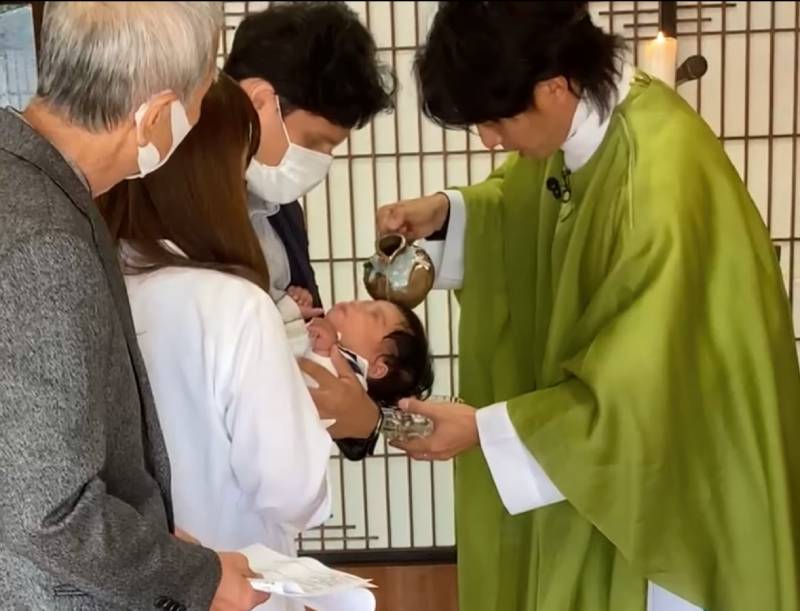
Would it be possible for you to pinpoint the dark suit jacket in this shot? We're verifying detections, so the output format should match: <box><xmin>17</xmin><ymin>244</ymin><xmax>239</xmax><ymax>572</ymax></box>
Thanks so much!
<box><xmin>0</xmin><ymin>109</ymin><xmax>220</xmax><ymax>610</ymax></box>
<box><xmin>257</xmin><ymin>197</ymin><xmax>379</xmax><ymax>461</ymax></box>
<box><xmin>267</xmin><ymin>200</ymin><xmax>322</xmax><ymax>307</ymax></box>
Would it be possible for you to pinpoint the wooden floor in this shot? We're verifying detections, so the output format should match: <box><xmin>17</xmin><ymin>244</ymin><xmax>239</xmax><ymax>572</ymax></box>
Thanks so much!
<box><xmin>336</xmin><ymin>563</ymin><xmax>459</xmax><ymax>611</ymax></box>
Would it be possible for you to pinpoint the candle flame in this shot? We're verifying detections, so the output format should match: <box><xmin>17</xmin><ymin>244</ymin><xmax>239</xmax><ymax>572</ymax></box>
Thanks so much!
<box><xmin>656</xmin><ymin>31</ymin><xmax>665</xmax><ymax>43</ymax></box>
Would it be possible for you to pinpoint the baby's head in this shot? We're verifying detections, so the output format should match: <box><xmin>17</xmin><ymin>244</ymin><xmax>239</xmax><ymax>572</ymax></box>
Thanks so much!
<box><xmin>325</xmin><ymin>300</ymin><xmax>434</xmax><ymax>406</ymax></box>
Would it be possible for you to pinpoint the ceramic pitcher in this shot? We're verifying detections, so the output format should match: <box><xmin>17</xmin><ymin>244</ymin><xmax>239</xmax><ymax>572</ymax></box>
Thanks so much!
<box><xmin>363</xmin><ymin>233</ymin><xmax>435</xmax><ymax>309</ymax></box>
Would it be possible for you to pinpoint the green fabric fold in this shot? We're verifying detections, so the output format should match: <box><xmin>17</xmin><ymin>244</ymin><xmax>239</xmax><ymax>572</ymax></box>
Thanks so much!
<box><xmin>454</xmin><ymin>74</ymin><xmax>800</xmax><ymax>611</ymax></box>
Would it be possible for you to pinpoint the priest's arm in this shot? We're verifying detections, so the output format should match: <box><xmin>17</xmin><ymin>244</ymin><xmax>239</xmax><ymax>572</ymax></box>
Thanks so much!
<box><xmin>417</xmin><ymin>157</ymin><xmax>565</xmax><ymax>512</ymax></box>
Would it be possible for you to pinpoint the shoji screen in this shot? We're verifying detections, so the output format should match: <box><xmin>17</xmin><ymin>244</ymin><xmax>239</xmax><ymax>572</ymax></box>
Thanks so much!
<box><xmin>219</xmin><ymin>1</ymin><xmax>800</xmax><ymax>560</ymax></box>
<box><xmin>0</xmin><ymin>4</ymin><xmax>37</xmax><ymax>108</ymax></box>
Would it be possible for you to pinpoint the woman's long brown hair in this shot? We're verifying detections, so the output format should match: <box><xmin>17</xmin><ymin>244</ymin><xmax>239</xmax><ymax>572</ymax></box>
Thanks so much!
<box><xmin>98</xmin><ymin>73</ymin><xmax>269</xmax><ymax>292</ymax></box>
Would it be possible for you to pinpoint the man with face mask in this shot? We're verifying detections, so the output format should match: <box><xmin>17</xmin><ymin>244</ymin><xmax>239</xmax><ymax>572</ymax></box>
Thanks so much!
<box><xmin>224</xmin><ymin>2</ymin><xmax>397</xmax><ymax>457</ymax></box>
<box><xmin>0</xmin><ymin>3</ymin><xmax>267</xmax><ymax>610</ymax></box>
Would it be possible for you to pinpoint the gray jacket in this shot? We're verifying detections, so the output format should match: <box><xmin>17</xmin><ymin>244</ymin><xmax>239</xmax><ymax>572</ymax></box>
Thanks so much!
<box><xmin>0</xmin><ymin>109</ymin><xmax>220</xmax><ymax>610</ymax></box>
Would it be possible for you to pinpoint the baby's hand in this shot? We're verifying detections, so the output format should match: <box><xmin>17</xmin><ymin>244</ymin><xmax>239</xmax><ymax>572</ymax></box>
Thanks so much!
<box><xmin>287</xmin><ymin>286</ymin><xmax>323</xmax><ymax>319</ymax></box>
<box><xmin>307</xmin><ymin>317</ymin><xmax>338</xmax><ymax>356</ymax></box>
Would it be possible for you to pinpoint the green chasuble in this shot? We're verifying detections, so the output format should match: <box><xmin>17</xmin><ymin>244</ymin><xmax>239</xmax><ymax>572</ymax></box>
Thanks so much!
<box><xmin>454</xmin><ymin>72</ymin><xmax>800</xmax><ymax>611</ymax></box>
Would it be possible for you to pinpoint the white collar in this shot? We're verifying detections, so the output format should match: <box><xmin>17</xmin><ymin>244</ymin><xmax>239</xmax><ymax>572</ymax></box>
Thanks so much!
<box><xmin>561</xmin><ymin>63</ymin><xmax>636</xmax><ymax>171</ymax></box>
<box><xmin>248</xmin><ymin>190</ymin><xmax>281</xmax><ymax>217</ymax></box>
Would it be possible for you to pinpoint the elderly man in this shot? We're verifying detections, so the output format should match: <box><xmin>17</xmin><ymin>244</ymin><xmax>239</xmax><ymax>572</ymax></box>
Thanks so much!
<box><xmin>0</xmin><ymin>3</ymin><xmax>266</xmax><ymax>610</ymax></box>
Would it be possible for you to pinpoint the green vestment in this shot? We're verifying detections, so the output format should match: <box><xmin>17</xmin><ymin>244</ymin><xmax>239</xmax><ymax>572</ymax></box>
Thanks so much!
<box><xmin>455</xmin><ymin>72</ymin><xmax>800</xmax><ymax>611</ymax></box>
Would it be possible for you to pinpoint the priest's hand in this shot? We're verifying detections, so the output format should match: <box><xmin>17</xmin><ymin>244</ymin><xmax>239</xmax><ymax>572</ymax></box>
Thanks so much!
<box><xmin>300</xmin><ymin>349</ymin><xmax>381</xmax><ymax>439</ymax></box>
<box><xmin>376</xmin><ymin>193</ymin><xmax>450</xmax><ymax>240</ymax></box>
<box><xmin>390</xmin><ymin>397</ymin><xmax>479</xmax><ymax>461</ymax></box>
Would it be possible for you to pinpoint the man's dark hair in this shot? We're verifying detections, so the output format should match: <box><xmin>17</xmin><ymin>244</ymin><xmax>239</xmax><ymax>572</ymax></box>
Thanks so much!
<box><xmin>368</xmin><ymin>304</ymin><xmax>434</xmax><ymax>407</ymax></box>
<box><xmin>224</xmin><ymin>1</ymin><xmax>396</xmax><ymax>129</ymax></box>
<box><xmin>415</xmin><ymin>1</ymin><xmax>627</xmax><ymax>128</ymax></box>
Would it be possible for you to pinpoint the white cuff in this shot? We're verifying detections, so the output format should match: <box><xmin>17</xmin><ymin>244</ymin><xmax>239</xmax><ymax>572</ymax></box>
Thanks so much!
<box><xmin>285</xmin><ymin>319</ymin><xmax>310</xmax><ymax>359</ymax></box>
<box><xmin>476</xmin><ymin>402</ymin><xmax>566</xmax><ymax>515</ymax></box>
<box><xmin>647</xmin><ymin>583</ymin><xmax>702</xmax><ymax>611</ymax></box>
<box><xmin>419</xmin><ymin>190</ymin><xmax>465</xmax><ymax>291</ymax></box>
<box><xmin>275</xmin><ymin>294</ymin><xmax>302</xmax><ymax>323</ymax></box>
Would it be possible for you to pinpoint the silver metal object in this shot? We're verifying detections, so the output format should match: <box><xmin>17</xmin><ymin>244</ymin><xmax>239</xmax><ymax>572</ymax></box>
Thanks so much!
<box><xmin>380</xmin><ymin>407</ymin><xmax>434</xmax><ymax>442</ymax></box>
<box><xmin>379</xmin><ymin>396</ymin><xmax>464</xmax><ymax>442</ymax></box>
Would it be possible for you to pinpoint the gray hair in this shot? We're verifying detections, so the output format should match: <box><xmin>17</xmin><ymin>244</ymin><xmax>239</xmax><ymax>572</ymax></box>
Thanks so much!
<box><xmin>36</xmin><ymin>2</ymin><xmax>223</xmax><ymax>131</ymax></box>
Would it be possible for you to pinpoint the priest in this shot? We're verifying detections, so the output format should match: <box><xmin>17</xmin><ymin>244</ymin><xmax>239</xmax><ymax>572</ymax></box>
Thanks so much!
<box><xmin>378</xmin><ymin>3</ymin><xmax>800</xmax><ymax>611</ymax></box>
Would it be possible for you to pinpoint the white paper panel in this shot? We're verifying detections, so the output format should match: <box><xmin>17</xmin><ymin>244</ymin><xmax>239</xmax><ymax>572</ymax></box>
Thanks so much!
<box><xmin>218</xmin><ymin>1</ymin><xmax>800</xmax><ymax>555</ymax></box>
<box><xmin>0</xmin><ymin>6</ymin><xmax>37</xmax><ymax>109</ymax></box>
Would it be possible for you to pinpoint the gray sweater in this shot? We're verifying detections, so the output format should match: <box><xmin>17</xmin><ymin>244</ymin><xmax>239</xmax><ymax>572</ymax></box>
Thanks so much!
<box><xmin>0</xmin><ymin>109</ymin><xmax>220</xmax><ymax>610</ymax></box>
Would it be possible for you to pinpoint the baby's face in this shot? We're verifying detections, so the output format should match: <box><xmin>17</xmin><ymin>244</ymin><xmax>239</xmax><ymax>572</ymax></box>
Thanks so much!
<box><xmin>325</xmin><ymin>300</ymin><xmax>406</xmax><ymax>370</ymax></box>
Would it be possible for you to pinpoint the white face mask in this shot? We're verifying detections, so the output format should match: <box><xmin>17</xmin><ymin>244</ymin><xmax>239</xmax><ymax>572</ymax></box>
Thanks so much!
<box><xmin>127</xmin><ymin>99</ymin><xmax>192</xmax><ymax>179</ymax></box>
<box><xmin>246</xmin><ymin>98</ymin><xmax>333</xmax><ymax>204</ymax></box>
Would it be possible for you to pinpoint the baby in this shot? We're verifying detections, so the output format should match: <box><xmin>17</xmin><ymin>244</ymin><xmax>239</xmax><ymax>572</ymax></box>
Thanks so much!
<box><xmin>277</xmin><ymin>289</ymin><xmax>434</xmax><ymax>408</ymax></box>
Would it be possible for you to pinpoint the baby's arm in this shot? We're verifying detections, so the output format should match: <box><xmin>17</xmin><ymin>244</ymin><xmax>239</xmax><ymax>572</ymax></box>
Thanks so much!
<box><xmin>306</xmin><ymin>317</ymin><xmax>338</xmax><ymax>356</ymax></box>
<box><xmin>303</xmin><ymin>319</ymin><xmax>369</xmax><ymax>393</ymax></box>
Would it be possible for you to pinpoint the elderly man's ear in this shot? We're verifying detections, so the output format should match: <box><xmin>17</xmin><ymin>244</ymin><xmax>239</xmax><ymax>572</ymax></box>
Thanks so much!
<box><xmin>134</xmin><ymin>91</ymin><xmax>179</xmax><ymax>154</ymax></box>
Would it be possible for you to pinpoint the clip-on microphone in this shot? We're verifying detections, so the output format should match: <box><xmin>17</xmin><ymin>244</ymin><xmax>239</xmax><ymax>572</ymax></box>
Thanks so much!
<box><xmin>546</xmin><ymin>167</ymin><xmax>572</xmax><ymax>203</ymax></box>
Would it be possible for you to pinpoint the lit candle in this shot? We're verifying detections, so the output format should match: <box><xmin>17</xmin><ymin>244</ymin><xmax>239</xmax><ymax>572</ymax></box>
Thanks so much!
<box><xmin>641</xmin><ymin>31</ymin><xmax>678</xmax><ymax>88</ymax></box>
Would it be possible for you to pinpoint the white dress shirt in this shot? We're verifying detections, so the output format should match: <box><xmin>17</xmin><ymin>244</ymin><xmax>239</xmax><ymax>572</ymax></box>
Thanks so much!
<box><xmin>416</xmin><ymin>64</ymin><xmax>700</xmax><ymax>611</ymax></box>
<box><xmin>125</xmin><ymin>259</ymin><xmax>333</xmax><ymax>611</ymax></box>
<box><xmin>248</xmin><ymin>195</ymin><xmax>293</xmax><ymax>301</ymax></box>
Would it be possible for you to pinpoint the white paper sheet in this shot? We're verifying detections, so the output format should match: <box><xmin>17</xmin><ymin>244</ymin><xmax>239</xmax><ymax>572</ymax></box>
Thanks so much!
<box><xmin>241</xmin><ymin>544</ymin><xmax>376</xmax><ymax>611</ymax></box>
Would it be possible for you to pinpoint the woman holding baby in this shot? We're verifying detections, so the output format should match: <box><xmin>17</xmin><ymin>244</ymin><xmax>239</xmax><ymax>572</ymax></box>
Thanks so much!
<box><xmin>98</xmin><ymin>73</ymin><xmax>432</xmax><ymax>611</ymax></box>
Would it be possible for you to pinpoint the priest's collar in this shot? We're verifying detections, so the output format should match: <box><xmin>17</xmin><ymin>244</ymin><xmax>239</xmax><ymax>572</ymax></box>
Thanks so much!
<box><xmin>561</xmin><ymin>62</ymin><xmax>636</xmax><ymax>172</ymax></box>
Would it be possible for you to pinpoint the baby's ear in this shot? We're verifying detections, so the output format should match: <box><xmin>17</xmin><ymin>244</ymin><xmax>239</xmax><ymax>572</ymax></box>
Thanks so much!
<box><xmin>368</xmin><ymin>357</ymin><xmax>389</xmax><ymax>380</ymax></box>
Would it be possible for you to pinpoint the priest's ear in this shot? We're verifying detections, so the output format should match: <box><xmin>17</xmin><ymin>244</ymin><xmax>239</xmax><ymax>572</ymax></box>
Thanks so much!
<box><xmin>533</xmin><ymin>76</ymin><xmax>573</xmax><ymax>111</ymax></box>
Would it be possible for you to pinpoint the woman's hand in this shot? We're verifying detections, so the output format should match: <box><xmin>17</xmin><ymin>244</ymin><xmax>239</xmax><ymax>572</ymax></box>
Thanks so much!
<box><xmin>299</xmin><ymin>350</ymin><xmax>381</xmax><ymax>439</ymax></box>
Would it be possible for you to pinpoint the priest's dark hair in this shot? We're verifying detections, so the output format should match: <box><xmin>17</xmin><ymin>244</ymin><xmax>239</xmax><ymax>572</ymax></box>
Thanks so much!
<box><xmin>224</xmin><ymin>1</ymin><xmax>396</xmax><ymax>129</ymax></box>
<box><xmin>415</xmin><ymin>1</ymin><xmax>627</xmax><ymax>128</ymax></box>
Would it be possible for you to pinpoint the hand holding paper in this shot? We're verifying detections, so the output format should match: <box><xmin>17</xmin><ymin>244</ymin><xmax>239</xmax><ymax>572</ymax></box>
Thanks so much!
<box><xmin>240</xmin><ymin>544</ymin><xmax>376</xmax><ymax>611</ymax></box>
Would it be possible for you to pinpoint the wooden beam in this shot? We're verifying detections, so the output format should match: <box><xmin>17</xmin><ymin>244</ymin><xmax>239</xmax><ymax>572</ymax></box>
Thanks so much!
<box><xmin>659</xmin><ymin>1</ymin><xmax>678</xmax><ymax>37</ymax></box>
<box><xmin>31</xmin><ymin>1</ymin><xmax>43</xmax><ymax>58</ymax></box>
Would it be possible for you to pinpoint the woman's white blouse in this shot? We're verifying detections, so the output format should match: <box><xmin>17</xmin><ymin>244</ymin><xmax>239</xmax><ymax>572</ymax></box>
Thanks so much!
<box><xmin>125</xmin><ymin>265</ymin><xmax>332</xmax><ymax>558</ymax></box>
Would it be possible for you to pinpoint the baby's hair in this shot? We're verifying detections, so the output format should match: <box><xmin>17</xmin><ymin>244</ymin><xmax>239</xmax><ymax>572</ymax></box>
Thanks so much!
<box><xmin>367</xmin><ymin>304</ymin><xmax>434</xmax><ymax>407</ymax></box>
